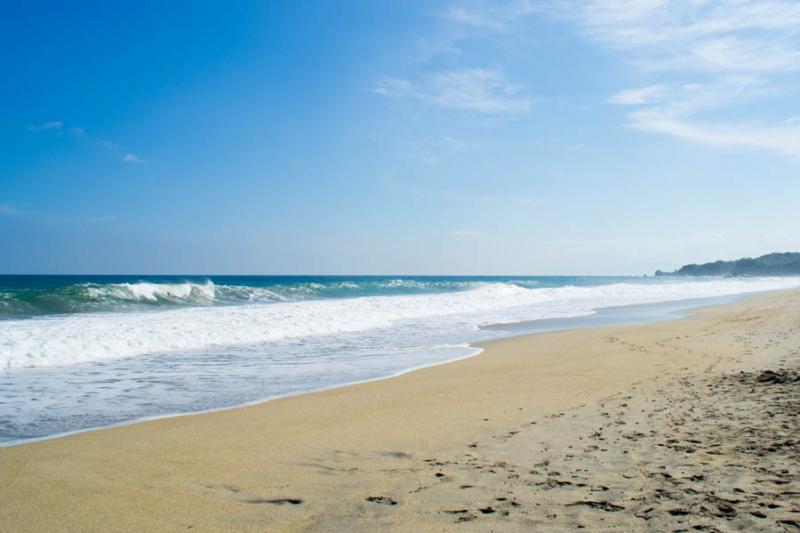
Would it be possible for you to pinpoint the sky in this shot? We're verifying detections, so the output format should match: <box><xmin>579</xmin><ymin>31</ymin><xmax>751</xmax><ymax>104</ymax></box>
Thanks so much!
<box><xmin>2</xmin><ymin>0</ymin><xmax>800</xmax><ymax>275</ymax></box>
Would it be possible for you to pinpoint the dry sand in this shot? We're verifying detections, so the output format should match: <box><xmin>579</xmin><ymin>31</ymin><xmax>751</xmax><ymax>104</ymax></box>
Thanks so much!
<box><xmin>1</xmin><ymin>289</ymin><xmax>799</xmax><ymax>531</ymax></box>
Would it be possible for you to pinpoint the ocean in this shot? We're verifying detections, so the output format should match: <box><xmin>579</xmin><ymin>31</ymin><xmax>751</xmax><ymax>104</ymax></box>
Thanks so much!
<box><xmin>1</xmin><ymin>274</ymin><xmax>798</xmax><ymax>445</ymax></box>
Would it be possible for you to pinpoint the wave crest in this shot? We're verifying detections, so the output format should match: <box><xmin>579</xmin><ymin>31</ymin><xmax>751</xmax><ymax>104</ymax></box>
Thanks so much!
<box><xmin>0</xmin><ymin>280</ymin><xmax>289</xmax><ymax>316</ymax></box>
<box><xmin>84</xmin><ymin>281</ymin><xmax>217</xmax><ymax>304</ymax></box>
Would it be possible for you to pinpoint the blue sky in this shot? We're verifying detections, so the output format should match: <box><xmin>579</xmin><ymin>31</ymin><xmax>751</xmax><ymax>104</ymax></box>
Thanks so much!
<box><xmin>2</xmin><ymin>0</ymin><xmax>799</xmax><ymax>275</ymax></box>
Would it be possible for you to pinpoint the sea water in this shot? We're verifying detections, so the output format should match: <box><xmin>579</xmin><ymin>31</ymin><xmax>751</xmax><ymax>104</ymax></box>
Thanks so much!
<box><xmin>1</xmin><ymin>275</ymin><xmax>798</xmax><ymax>445</ymax></box>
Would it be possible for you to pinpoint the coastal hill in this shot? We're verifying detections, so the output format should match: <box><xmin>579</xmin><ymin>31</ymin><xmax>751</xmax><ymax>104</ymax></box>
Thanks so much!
<box><xmin>656</xmin><ymin>252</ymin><xmax>800</xmax><ymax>277</ymax></box>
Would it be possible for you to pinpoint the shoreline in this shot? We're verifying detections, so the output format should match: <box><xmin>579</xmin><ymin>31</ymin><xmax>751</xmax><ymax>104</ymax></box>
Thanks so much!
<box><xmin>1</xmin><ymin>288</ymin><xmax>799</xmax><ymax>531</ymax></box>
<box><xmin>0</xmin><ymin>291</ymin><xmax>751</xmax><ymax>449</ymax></box>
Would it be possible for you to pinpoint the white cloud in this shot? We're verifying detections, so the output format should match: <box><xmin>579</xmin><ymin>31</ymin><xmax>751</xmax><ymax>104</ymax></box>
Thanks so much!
<box><xmin>444</xmin><ymin>6</ymin><xmax>508</xmax><ymax>31</ymax></box>
<box><xmin>430</xmin><ymin>68</ymin><xmax>530</xmax><ymax>113</ymax></box>
<box><xmin>442</xmin><ymin>1</ymin><xmax>542</xmax><ymax>32</ymax></box>
<box><xmin>27</xmin><ymin>120</ymin><xmax>63</xmax><ymax>132</ymax></box>
<box><xmin>609</xmin><ymin>84</ymin><xmax>667</xmax><ymax>105</ymax></box>
<box><xmin>614</xmin><ymin>76</ymin><xmax>767</xmax><ymax>114</ymax></box>
<box><xmin>575</xmin><ymin>0</ymin><xmax>800</xmax><ymax>156</ymax></box>
<box><xmin>122</xmin><ymin>153</ymin><xmax>145</xmax><ymax>164</ymax></box>
<box><xmin>380</xmin><ymin>1</ymin><xmax>800</xmax><ymax>153</ymax></box>
<box><xmin>610</xmin><ymin>75</ymin><xmax>800</xmax><ymax>155</ymax></box>
<box><xmin>374</xmin><ymin>2</ymin><xmax>539</xmax><ymax>116</ymax></box>
<box><xmin>577</xmin><ymin>0</ymin><xmax>800</xmax><ymax>61</ymax></box>
<box><xmin>372</xmin><ymin>77</ymin><xmax>416</xmax><ymax>98</ymax></box>
<box><xmin>0</xmin><ymin>204</ymin><xmax>16</xmax><ymax>215</ymax></box>
<box><xmin>374</xmin><ymin>68</ymin><xmax>531</xmax><ymax>114</ymax></box>
<box><xmin>691</xmin><ymin>37</ymin><xmax>800</xmax><ymax>73</ymax></box>
<box><xmin>628</xmin><ymin>109</ymin><xmax>800</xmax><ymax>157</ymax></box>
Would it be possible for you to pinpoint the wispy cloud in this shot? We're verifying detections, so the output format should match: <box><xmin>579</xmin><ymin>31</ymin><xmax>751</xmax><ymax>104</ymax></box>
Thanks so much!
<box><xmin>608</xmin><ymin>84</ymin><xmax>667</xmax><ymax>105</ymax></box>
<box><xmin>628</xmin><ymin>109</ymin><xmax>800</xmax><ymax>156</ymax></box>
<box><xmin>575</xmin><ymin>0</ymin><xmax>800</xmax><ymax>156</ymax></box>
<box><xmin>437</xmin><ymin>1</ymin><xmax>800</xmax><ymax>156</ymax></box>
<box><xmin>444</xmin><ymin>6</ymin><xmax>508</xmax><ymax>32</ymax></box>
<box><xmin>25</xmin><ymin>120</ymin><xmax>146</xmax><ymax>164</ymax></box>
<box><xmin>372</xmin><ymin>77</ymin><xmax>416</xmax><ymax>98</ymax></box>
<box><xmin>608</xmin><ymin>76</ymin><xmax>800</xmax><ymax>154</ymax></box>
<box><xmin>0</xmin><ymin>204</ymin><xmax>17</xmax><ymax>215</ymax></box>
<box><xmin>374</xmin><ymin>68</ymin><xmax>531</xmax><ymax>114</ymax></box>
<box><xmin>121</xmin><ymin>153</ymin><xmax>145</xmax><ymax>164</ymax></box>
<box><xmin>373</xmin><ymin>1</ymin><xmax>539</xmax><ymax>116</ymax></box>
<box><xmin>27</xmin><ymin>120</ymin><xmax>63</xmax><ymax>132</ymax></box>
<box><xmin>441</xmin><ymin>1</ymin><xmax>542</xmax><ymax>32</ymax></box>
<box><xmin>576</xmin><ymin>0</ymin><xmax>800</xmax><ymax>72</ymax></box>
<box><xmin>430</xmin><ymin>68</ymin><xmax>531</xmax><ymax>113</ymax></box>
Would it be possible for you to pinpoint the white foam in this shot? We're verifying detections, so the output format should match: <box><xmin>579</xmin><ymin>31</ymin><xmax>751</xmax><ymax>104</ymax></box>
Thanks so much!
<box><xmin>81</xmin><ymin>280</ymin><xmax>286</xmax><ymax>305</ymax></box>
<box><xmin>1</xmin><ymin>277</ymin><xmax>798</xmax><ymax>369</ymax></box>
<box><xmin>84</xmin><ymin>280</ymin><xmax>217</xmax><ymax>303</ymax></box>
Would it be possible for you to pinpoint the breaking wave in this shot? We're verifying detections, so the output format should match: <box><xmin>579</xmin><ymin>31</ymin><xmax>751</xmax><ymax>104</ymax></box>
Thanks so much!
<box><xmin>0</xmin><ymin>280</ymin><xmax>286</xmax><ymax>316</ymax></box>
<box><xmin>2</xmin><ymin>276</ymin><xmax>798</xmax><ymax>369</ymax></box>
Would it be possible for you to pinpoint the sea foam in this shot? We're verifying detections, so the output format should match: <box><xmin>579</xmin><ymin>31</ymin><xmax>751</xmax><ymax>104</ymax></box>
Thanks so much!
<box><xmin>2</xmin><ymin>277</ymin><xmax>798</xmax><ymax>369</ymax></box>
<box><xmin>84</xmin><ymin>280</ymin><xmax>217</xmax><ymax>303</ymax></box>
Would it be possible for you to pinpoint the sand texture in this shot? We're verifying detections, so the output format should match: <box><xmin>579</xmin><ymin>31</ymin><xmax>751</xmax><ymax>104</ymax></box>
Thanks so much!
<box><xmin>1</xmin><ymin>289</ymin><xmax>799</xmax><ymax>531</ymax></box>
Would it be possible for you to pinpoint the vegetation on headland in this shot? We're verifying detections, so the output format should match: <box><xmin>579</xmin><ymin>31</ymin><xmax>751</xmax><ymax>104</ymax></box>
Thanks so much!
<box><xmin>655</xmin><ymin>252</ymin><xmax>800</xmax><ymax>277</ymax></box>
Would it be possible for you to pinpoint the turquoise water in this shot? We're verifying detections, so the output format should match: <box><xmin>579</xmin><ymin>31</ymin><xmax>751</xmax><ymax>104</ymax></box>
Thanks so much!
<box><xmin>1</xmin><ymin>274</ymin><xmax>798</xmax><ymax>445</ymax></box>
<box><xmin>0</xmin><ymin>275</ymin><xmax>653</xmax><ymax>317</ymax></box>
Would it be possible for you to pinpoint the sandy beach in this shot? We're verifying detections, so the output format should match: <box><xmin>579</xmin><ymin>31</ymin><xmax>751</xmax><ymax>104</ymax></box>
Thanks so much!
<box><xmin>1</xmin><ymin>289</ymin><xmax>799</xmax><ymax>532</ymax></box>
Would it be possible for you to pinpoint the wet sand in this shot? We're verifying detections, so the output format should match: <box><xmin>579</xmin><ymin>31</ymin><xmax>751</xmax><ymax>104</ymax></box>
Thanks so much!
<box><xmin>1</xmin><ymin>289</ymin><xmax>799</xmax><ymax>531</ymax></box>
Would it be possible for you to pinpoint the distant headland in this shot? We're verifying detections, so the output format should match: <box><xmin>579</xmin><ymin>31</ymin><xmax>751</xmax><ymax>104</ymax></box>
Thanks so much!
<box><xmin>656</xmin><ymin>252</ymin><xmax>800</xmax><ymax>277</ymax></box>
